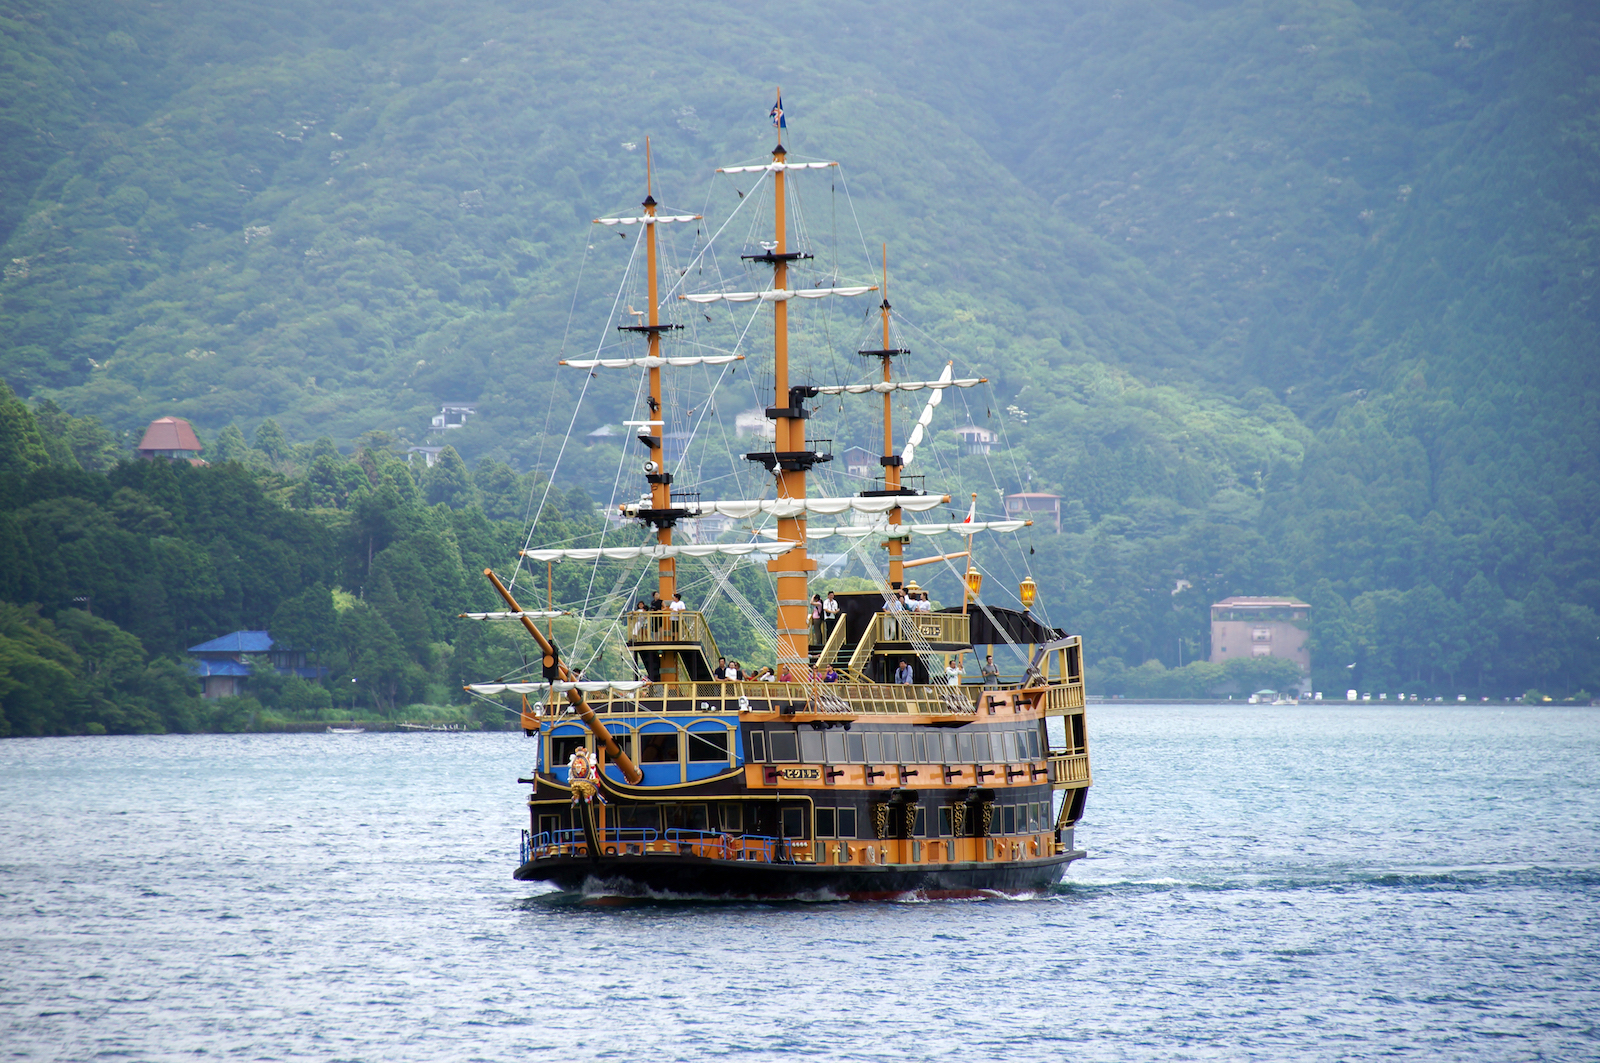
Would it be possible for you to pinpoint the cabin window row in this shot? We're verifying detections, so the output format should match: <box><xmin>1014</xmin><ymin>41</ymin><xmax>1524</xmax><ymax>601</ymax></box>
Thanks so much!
<box><xmin>549</xmin><ymin>725</ymin><xmax>733</xmax><ymax>768</ymax></box>
<box><xmin>749</xmin><ymin>725</ymin><xmax>1043</xmax><ymax>765</ymax></box>
<box><xmin>540</xmin><ymin>799</ymin><xmax>1051</xmax><ymax>842</ymax></box>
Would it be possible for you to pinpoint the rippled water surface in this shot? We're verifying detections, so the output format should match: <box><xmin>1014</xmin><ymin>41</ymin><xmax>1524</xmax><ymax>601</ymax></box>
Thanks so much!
<box><xmin>2</xmin><ymin>704</ymin><xmax>1597</xmax><ymax>1061</ymax></box>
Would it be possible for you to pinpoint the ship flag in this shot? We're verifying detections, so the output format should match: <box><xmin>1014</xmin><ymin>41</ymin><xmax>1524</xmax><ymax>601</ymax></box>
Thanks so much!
<box><xmin>770</xmin><ymin>92</ymin><xmax>785</xmax><ymax>129</ymax></box>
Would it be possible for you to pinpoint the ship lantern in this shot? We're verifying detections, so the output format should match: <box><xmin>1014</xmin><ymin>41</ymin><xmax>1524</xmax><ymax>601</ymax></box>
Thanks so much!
<box><xmin>1019</xmin><ymin>577</ymin><xmax>1038</xmax><ymax>609</ymax></box>
<box><xmin>965</xmin><ymin>571</ymin><xmax>984</xmax><ymax>599</ymax></box>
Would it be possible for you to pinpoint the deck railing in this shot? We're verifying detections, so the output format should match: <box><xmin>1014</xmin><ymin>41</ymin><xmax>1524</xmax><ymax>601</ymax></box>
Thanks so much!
<box><xmin>1047</xmin><ymin>752</ymin><xmax>1092</xmax><ymax>786</ymax></box>
<box><xmin>873</xmin><ymin>612</ymin><xmax>971</xmax><ymax>647</ymax></box>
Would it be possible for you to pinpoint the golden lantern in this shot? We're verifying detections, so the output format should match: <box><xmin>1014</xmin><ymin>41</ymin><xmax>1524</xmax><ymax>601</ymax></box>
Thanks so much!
<box><xmin>1019</xmin><ymin>577</ymin><xmax>1038</xmax><ymax>609</ymax></box>
<box><xmin>965</xmin><ymin>571</ymin><xmax>984</xmax><ymax>598</ymax></box>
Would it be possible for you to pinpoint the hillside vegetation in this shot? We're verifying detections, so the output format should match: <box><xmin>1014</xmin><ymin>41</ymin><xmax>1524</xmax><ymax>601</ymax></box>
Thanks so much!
<box><xmin>1</xmin><ymin>0</ymin><xmax>1595</xmax><ymax>723</ymax></box>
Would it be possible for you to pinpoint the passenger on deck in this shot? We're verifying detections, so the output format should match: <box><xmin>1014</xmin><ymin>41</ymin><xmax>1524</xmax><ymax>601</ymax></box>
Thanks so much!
<box><xmin>668</xmin><ymin>592</ymin><xmax>686</xmax><ymax>635</ymax></box>
<box><xmin>944</xmin><ymin>656</ymin><xmax>963</xmax><ymax>686</ymax></box>
<box><xmin>810</xmin><ymin>594</ymin><xmax>825</xmax><ymax>639</ymax></box>
<box><xmin>758</xmin><ymin>666</ymin><xmax>776</xmax><ymax>681</ymax></box>
<box><xmin>713</xmin><ymin>657</ymin><xmax>727</xmax><ymax>680</ymax></box>
<box><xmin>823</xmin><ymin>665</ymin><xmax>840</xmax><ymax>683</ymax></box>
<box><xmin>823</xmin><ymin>591</ymin><xmax>839</xmax><ymax>632</ymax></box>
<box><xmin>982</xmin><ymin>654</ymin><xmax>1001</xmax><ymax>690</ymax></box>
<box><xmin>895</xmin><ymin>659</ymin><xmax>914</xmax><ymax>684</ymax></box>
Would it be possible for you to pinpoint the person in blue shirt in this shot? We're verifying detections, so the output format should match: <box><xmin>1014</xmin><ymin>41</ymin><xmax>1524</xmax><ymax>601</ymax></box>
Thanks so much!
<box><xmin>894</xmin><ymin>659</ymin><xmax>913</xmax><ymax>684</ymax></box>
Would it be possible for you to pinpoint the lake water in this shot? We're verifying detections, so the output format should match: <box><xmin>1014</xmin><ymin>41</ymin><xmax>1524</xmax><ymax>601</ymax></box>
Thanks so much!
<box><xmin>2</xmin><ymin>704</ymin><xmax>1597</xmax><ymax>1061</ymax></box>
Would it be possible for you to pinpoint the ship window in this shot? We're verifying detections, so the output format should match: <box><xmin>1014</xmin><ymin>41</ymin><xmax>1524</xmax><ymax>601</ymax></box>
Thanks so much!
<box><xmin>749</xmin><ymin>730</ymin><xmax>766</xmax><ymax>762</ymax></box>
<box><xmin>1003</xmin><ymin>732</ymin><xmax>1020</xmax><ymax>763</ymax></box>
<box><xmin>937</xmin><ymin>806</ymin><xmax>952</xmax><ymax>837</ymax></box>
<box><xmin>769</xmin><ymin>729</ymin><xmax>799</xmax><ymax>762</ymax></box>
<box><xmin>639</xmin><ymin>731</ymin><xmax>680</xmax><ymax>764</ymax></box>
<box><xmin>824</xmin><ymin>730</ymin><xmax>846</xmax><ymax>763</ymax></box>
<box><xmin>941</xmin><ymin>732</ymin><xmax>958</xmax><ymax>763</ymax></box>
<box><xmin>862</xmin><ymin>732</ymin><xmax>881</xmax><ymax>763</ymax></box>
<box><xmin>816</xmin><ymin>808</ymin><xmax>836</xmax><ymax>838</ymax></box>
<box><xmin>837</xmin><ymin>807</ymin><xmax>858</xmax><ymax>838</ymax></box>
<box><xmin>913</xmin><ymin>805</ymin><xmax>926</xmax><ymax>837</ymax></box>
<box><xmin>1003</xmin><ymin>805</ymin><xmax>1016</xmax><ymax>834</ymax></box>
<box><xmin>799</xmin><ymin>728</ymin><xmax>825</xmax><ymax>763</ymax></box>
<box><xmin>616</xmin><ymin>805</ymin><xmax>659</xmax><ymax>832</ymax></box>
<box><xmin>1027</xmin><ymin>728</ymin><xmax>1041</xmax><ymax>759</ymax></box>
<box><xmin>781</xmin><ymin>806</ymin><xmax>806</xmax><ymax>839</ymax></box>
<box><xmin>719</xmin><ymin>803</ymin><xmax>742</xmax><ymax>833</ymax></box>
<box><xmin>597</xmin><ymin>725</ymin><xmax>632</xmax><ymax>760</ymax></box>
<box><xmin>1032</xmin><ymin>802</ymin><xmax>1043</xmax><ymax>831</ymax></box>
<box><xmin>972</xmin><ymin>732</ymin><xmax>993</xmax><ymax>762</ymax></box>
<box><xmin>897</xmin><ymin>731</ymin><xmax>916</xmax><ymax>763</ymax></box>
<box><xmin>551</xmin><ymin>733</ymin><xmax>587</xmax><ymax>767</ymax></box>
<box><xmin>538</xmin><ymin>814</ymin><xmax>562</xmax><ymax>840</ymax></box>
<box><xmin>687</xmin><ymin>729</ymin><xmax>729</xmax><ymax>762</ymax></box>
<box><xmin>956</xmin><ymin>732</ymin><xmax>974</xmax><ymax>762</ymax></box>
<box><xmin>845</xmin><ymin>732</ymin><xmax>865</xmax><ymax>763</ymax></box>
<box><xmin>663</xmin><ymin>803</ymin><xmax>709</xmax><ymax>831</ymax></box>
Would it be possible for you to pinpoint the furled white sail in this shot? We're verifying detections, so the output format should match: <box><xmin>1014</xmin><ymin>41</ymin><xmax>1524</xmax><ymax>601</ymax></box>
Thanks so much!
<box><xmin>900</xmin><ymin>363</ymin><xmax>955</xmax><ymax>465</ymax></box>
<box><xmin>620</xmin><ymin>495</ymin><xmax>949</xmax><ymax>519</ymax></box>
<box><xmin>812</xmin><ymin>378</ymin><xmax>984</xmax><ymax>395</ymax></box>
<box><xmin>561</xmin><ymin>354</ymin><xmax>744</xmax><ymax>369</ymax></box>
<box><xmin>466</xmin><ymin>681</ymin><xmax>650</xmax><ymax>695</ymax></box>
<box><xmin>681</xmin><ymin>286</ymin><xmax>875</xmax><ymax>304</ymax></box>
<box><xmin>458</xmin><ymin>611</ymin><xmax>566</xmax><ymax>620</ymax></box>
<box><xmin>760</xmin><ymin>520</ymin><xmax>1029</xmax><ymax>541</ymax></box>
<box><xmin>716</xmin><ymin>161</ymin><xmax>836</xmax><ymax>174</ymax></box>
<box><xmin>593</xmin><ymin>214</ymin><xmax>700</xmax><ymax>225</ymax></box>
<box><xmin>518</xmin><ymin>542</ymin><xmax>797</xmax><ymax>562</ymax></box>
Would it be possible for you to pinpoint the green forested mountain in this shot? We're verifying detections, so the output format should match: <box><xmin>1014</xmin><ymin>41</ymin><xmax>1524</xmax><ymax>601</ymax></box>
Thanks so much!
<box><xmin>1</xmin><ymin>0</ymin><xmax>1596</xmax><ymax>718</ymax></box>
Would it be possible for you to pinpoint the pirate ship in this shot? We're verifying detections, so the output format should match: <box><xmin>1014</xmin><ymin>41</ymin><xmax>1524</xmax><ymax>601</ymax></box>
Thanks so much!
<box><xmin>468</xmin><ymin>101</ymin><xmax>1090</xmax><ymax>898</ymax></box>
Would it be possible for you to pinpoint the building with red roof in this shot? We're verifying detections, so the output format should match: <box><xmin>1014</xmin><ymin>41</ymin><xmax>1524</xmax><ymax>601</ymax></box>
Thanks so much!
<box><xmin>137</xmin><ymin>417</ymin><xmax>205</xmax><ymax>464</ymax></box>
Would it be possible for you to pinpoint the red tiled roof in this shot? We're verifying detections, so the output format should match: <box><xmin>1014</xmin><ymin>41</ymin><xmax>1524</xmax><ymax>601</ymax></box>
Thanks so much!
<box><xmin>138</xmin><ymin>417</ymin><xmax>202</xmax><ymax>453</ymax></box>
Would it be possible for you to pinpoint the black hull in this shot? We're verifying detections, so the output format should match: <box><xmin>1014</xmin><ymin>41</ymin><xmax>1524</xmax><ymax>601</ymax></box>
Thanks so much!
<box><xmin>513</xmin><ymin>850</ymin><xmax>1084</xmax><ymax>899</ymax></box>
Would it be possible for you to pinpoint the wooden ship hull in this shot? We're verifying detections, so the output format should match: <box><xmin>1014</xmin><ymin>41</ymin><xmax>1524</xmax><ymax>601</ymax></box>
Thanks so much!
<box><xmin>506</xmin><ymin>601</ymin><xmax>1091</xmax><ymax>899</ymax></box>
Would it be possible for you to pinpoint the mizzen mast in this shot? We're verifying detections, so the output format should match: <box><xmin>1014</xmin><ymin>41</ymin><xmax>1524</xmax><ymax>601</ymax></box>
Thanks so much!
<box><xmin>861</xmin><ymin>245</ymin><xmax>913</xmax><ymax>590</ymax></box>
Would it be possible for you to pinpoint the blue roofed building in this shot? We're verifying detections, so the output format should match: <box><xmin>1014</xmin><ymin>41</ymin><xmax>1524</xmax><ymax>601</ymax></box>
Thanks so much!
<box><xmin>187</xmin><ymin>631</ymin><xmax>325</xmax><ymax>699</ymax></box>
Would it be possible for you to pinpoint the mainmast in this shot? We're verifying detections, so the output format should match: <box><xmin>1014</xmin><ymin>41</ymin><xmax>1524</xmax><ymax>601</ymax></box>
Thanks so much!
<box><xmin>764</xmin><ymin>134</ymin><xmax>816</xmax><ymax>675</ymax></box>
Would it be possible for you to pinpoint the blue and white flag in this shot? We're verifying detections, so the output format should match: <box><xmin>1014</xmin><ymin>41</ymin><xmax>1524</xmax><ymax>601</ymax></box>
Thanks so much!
<box><xmin>770</xmin><ymin>93</ymin><xmax>786</xmax><ymax>129</ymax></box>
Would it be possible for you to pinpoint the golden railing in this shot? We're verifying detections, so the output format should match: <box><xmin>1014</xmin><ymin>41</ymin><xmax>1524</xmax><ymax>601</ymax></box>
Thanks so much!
<box><xmin>570</xmin><ymin>680</ymin><xmax>977</xmax><ymax>716</ymax></box>
<box><xmin>624</xmin><ymin>610</ymin><xmax>720</xmax><ymax>668</ymax></box>
<box><xmin>1043</xmin><ymin>683</ymin><xmax>1086</xmax><ymax>715</ymax></box>
<box><xmin>873</xmin><ymin>612</ymin><xmax>971</xmax><ymax>647</ymax></box>
<box><xmin>1048</xmin><ymin>753</ymin><xmax>1092</xmax><ymax>787</ymax></box>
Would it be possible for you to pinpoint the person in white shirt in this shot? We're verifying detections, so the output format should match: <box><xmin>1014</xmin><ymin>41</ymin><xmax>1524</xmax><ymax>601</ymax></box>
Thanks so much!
<box><xmin>823</xmin><ymin>591</ymin><xmax>839</xmax><ymax>632</ymax></box>
<box><xmin>944</xmin><ymin>656</ymin><xmax>963</xmax><ymax>686</ymax></box>
<box><xmin>668</xmin><ymin>592</ymin><xmax>686</xmax><ymax>636</ymax></box>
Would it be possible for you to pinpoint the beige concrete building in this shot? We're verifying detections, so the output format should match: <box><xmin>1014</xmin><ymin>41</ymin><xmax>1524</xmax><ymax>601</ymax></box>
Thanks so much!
<box><xmin>1210</xmin><ymin>596</ymin><xmax>1311</xmax><ymax>683</ymax></box>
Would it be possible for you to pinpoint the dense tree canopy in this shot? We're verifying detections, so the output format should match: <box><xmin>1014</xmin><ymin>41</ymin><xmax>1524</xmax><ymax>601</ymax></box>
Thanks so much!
<box><xmin>1</xmin><ymin>1</ymin><xmax>1596</xmax><ymax>725</ymax></box>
